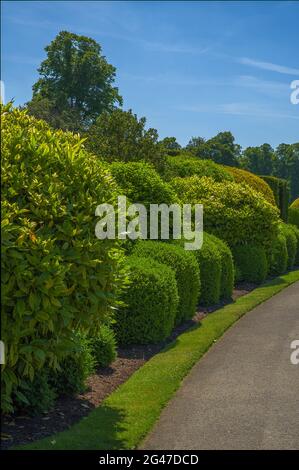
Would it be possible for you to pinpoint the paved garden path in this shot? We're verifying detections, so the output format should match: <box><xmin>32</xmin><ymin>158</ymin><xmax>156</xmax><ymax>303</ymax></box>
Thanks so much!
<box><xmin>142</xmin><ymin>281</ymin><xmax>299</xmax><ymax>450</ymax></box>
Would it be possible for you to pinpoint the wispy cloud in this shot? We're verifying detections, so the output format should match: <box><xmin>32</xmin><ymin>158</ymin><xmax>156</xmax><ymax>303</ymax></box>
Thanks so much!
<box><xmin>176</xmin><ymin>102</ymin><xmax>299</xmax><ymax>120</ymax></box>
<box><xmin>238</xmin><ymin>57</ymin><xmax>299</xmax><ymax>76</ymax></box>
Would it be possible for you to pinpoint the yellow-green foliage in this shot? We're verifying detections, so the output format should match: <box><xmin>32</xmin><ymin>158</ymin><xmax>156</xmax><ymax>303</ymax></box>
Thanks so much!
<box><xmin>171</xmin><ymin>176</ymin><xmax>280</xmax><ymax>249</ymax></box>
<box><xmin>290</xmin><ymin>198</ymin><xmax>299</xmax><ymax>209</ymax></box>
<box><xmin>1</xmin><ymin>105</ymin><xmax>127</xmax><ymax>412</ymax></box>
<box><xmin>289</xmin><ymin>198</ymin><xmax>299</xmax><ymax>228</ymax></box>
<box><xmin>224</xmin><ymin>166</ymin><xmax>276</xmax><ymax>206</ymax></box>
<box><xmin>164</xmin><ymin>156</ymin><xmax>233</xmax><ymax>182</ymax></box>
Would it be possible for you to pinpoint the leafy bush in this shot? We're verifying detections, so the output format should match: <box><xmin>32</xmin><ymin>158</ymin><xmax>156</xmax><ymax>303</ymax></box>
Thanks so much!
<box><xmin>224</xmin><ymin>166</ymin><xmax>275</xmax><ymax>206</ymax></box>
<box><xmin>1</xmin><ymin>105</ymin><xmax>127</xmax><ymax>413</ymax></box>
<box><xmin>232</xmin><ymin>244</ymin><xmax>268</xmax><ymax>284</ymax></box>
<box><xmin>207</xmin><ymin>234</ymin><xmax>234</xmax><ymax>299</ymax></box>
<box><xmin>288</xmin><ymin>225</ymin><xmax>299</xmax><ymax>266</ymax></box>
<box><xmin>261</xmin><ymin>176</ymin><xmax>290</xmax><ymax>221</ymax></box>
<box><xmin>14</xmin><ymin>369</ymin><xmax>56</xmax><ymax>416</ymax></box>
<box><xmin>90</xmin><ymin>324</ymin><xmax>117</xmax><ymax>368</ymax></box>
<box><xmin>279</xmin><ymin>223</ymin><xmax>297</xmax><ymax>269</ymax></box>
<box><xmin>114</xmin><ymin>256</ymin><xmax>179</xmax><ymax>345</ymax></box>
<box><xmin>163</xmin><ymin>156</ymin><xmax>233</xmax><ymax>182</ymax></box>
<box><xmin>51</xmin><ymin>333</ymin><xmax>95</xmax><ymax>396</ymax></box>
<box><xmin>132</xmin><ymin>240</ymin><xmax>200</xmax><ymax>324</ymax></box>
<box><xmin>289</xmin><ymin>198</ymin><xmax>299</xmax><ymax>228</ymax></box>
<box><xmin>171</xmin><ymin>176</ymin><xmax>279</xmax><ymax>250</ymax></box>
<box><xmin>269</xmin><ymin>233</ymin><xmax>288</xmax><ymax>276</ymax></box>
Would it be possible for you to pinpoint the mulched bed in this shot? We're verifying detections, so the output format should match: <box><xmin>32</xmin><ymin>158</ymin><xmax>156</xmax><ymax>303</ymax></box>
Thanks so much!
<box><xmin>1</xmin><ymin>282</ymin><xmax>256</xmax><ymax>450</ymax></box>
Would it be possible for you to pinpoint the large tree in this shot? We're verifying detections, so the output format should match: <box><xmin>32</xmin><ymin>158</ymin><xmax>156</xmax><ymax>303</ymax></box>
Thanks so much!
<box><xmin>26</xmin><ymin>31</ymin><xmax>122</xmax><ymax>131</ymax></box>
<box><xmin>185</xmin><ymin>132</ymin><xmax>240</xmax><ymax>166</ymax></box>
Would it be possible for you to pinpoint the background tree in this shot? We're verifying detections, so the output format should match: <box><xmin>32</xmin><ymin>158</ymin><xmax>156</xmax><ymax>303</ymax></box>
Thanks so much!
<box><xmin>86</xmin><ymin>109</ymin><xmax>166</xmax><ymax>171</ymax></box>
<box><xmin>185</xmin><ymin>132</ymin><xmax>240</xmax><ymax>166</ymax></box>
<box><xmin>160</xmin><ymin>137</ymin><xmax>181</xmax><ymax>156</ymax></box>
<box><xmin>242</xmin><ymin>144</ymin><xmax>276</xmax><ymax>175</ymax></box>
<box><xmin>26</xmin><ymin>31</ymin><xmax>122</xmax><ymax>131</ymax></box>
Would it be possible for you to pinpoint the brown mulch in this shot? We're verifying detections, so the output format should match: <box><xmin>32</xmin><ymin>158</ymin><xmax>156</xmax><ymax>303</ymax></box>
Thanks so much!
<box><xmin>0</xmin><ymin>282</ymin><xmax>256</xmax><ymax>450</ymax></box>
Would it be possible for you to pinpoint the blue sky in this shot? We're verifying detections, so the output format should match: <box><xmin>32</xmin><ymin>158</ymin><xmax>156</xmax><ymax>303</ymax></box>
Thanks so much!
<box><xmin>2</xmin><ymin>0</ymin><xmax>299</xmax><ymax>148</ymax></box>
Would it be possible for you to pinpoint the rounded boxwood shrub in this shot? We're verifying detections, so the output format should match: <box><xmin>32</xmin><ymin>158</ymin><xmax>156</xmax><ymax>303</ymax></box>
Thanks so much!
<box><xmin>279</xmin><ymin>223</ymin><xmax>297</xmax><ymax>269</ymax></box>
<box><xmin>132</xmin><ymin>240</ymin><xmax>200</xmax><ymax>324</ymax></box>
<box><xmin>51</xmin><ymin>332</ymin><xmax>95</xmax><ymax>396</ymax></box>
<box><xmin>1</xmin><ymin>105</ymin><xmax>127</xmax><ymax>413</ymax></box>
<box><xmin>289</xmin><ymin>198</ymin><xmax>299</xmax><ymax>228</ymax></box>
<box><xmin>232</xmin><ymin>244</ymin><xmax>268</xmax><ymax>284</ymax></box>
<box><xmin>224</xmin><ymin>166</ymin><xmax>276</xmax><ymax>206</ymax></box>
<box><xmin>115</xmin><ymin>256</ymin><xmax>179</xmax><ymax>345</ymax></box>
<box><xmin>171</xmin><ymin>176</ymin><xmax>279</xmax><ymax>250</ymax></box>
<box><xmin>164</xmin><ymin>156</ymin><xmax>233</xmax><ymax>182</ymax></box>
<box><xmin>90</xmin><ymin>324</ymin><xmax>117</xmax><ymax>368</ymax></box>
<box><xmin>207</xmin><ymin>234</ymin><xmax>234</xmax><ymax>299</ymax></box>
<box><xmin>269</xmin><ymin>233</ymin><xmax>288</xmax><ymax>276</ymax></box>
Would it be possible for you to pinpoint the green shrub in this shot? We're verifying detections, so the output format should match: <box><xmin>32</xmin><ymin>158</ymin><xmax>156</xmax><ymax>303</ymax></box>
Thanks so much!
<box><xmin>224</xmin><ymin>166</ymin><xmax>275</xmax><ymax>206</ymax></box>
<box><xmin>289</xmin><ymin>198</ymin><xmax>299</xmax><ymax>228</ymax></box>
<box><xmin>1</xmin><ymin>105</ymin><xmax>127</xmax><ymax>413</ymax></box>
<box><xmin>279</xmin><ymin>223</ymin><xmax>297</xmax><ymax>269</ymax></box>
<box><xmin>14</xmin><ymin>369</ymin><xmax>56</xmax><ymax>416</ymax></box>
<box><xmin>114</xmin><ymin>257</ymin><xmax>178</xmax><ymax>345</ymax></box>
<box><xmin>90</xmin><ymin>324</ymin><xmax>117</xmax><ymax>368</ymax></box>
<box><xmin>261</xmin><ymin>176</ymin><xmax>290</xmax><ymax>221</ymax></box>
<box><xmin>132</xmin><ymin>240</ymin><xmax>200</xmax><ymax>324</ymax></box>
<box><xmin>288</xmin><ymin>225</ymin><xmax>299</xmax><ymax>266</ymax></box>
<box><xmin>232</xmin><ymin>244</ymin><xmax>268</xmax><ymax>284</ymax></box>
<box><xmin>51</xmin><ymin>333</ymin><xmax>95</xmax><ymax>396</ymax></box>
<box><xmin>207</xmin><ymin>234</ymin><xmax>234</xmax><ymax>299</ymax></box>
<box><xmin>269</xmin><ymin>233</ymin><xmax>288</xmax><ymax>276</ymax></box>
<box><xmin>164</xmin><ymin>156</ymin><xmax>233</xmax><ymax>182</ymax></box>
<box><xmin>171</xmin><ymin>176</ymin><xmax>279</xmax><ymax>250</ymax></box>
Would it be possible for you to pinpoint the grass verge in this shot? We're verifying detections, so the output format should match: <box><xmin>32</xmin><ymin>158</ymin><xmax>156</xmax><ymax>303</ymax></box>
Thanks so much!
<box><xmin>18</xmin><ymin>269</ymin><xmax>299</xmax><ymax>450</ymax></box>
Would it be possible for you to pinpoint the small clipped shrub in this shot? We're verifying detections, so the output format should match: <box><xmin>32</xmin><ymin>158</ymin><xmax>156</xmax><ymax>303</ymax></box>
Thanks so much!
<box><xmin>191</xmin><ymin>233</ymin><xmax>222</xmax><ymax>306</ymax></box>
<box><xmin>261</xmin><ymin>176</ymin><xmax>290</xmax><ymax>221</ymax></box>
<box><xmin>288</xmin><ymin>225</ymin><xmax>299</xmax><ymax>266</ymax></box>
<box><xmin>90</xmin><ymin>325</ymin><xmax>117</xmax><ymax>368</ymax></box>
<box><xmin>279</xmin><ymin>223</ymin><xmax>297</xmax><ymax>269</ymax></box>
<box><xmin>132</xmin><ymin>240</ymin><xmax>200</xmax><ymax>324</ymax></box>
<box><xmin>51</xmin><ymin>333</ymin><xmax>95</xmax><ymax>396</ymax></box>
<box><xmin>171</xmin><ymin>176</ymin><xmax>279</xmax><ymax>250</ymax></box>
<box><xmin>232</xmin><ymin>244</ymin><xmax>268</xmax><ymax>284</ymax></box>
<box><xmin>269</xmin><ymin>233</ymin><xmax>288</xmax><ymax>276</ymax></box>
<box><xmin>115</xmin><ymin>257</ymin><xmax>179</xmax><ymax>345</ymax></box>
<box><xmin>289</xmin><ymin>198</ymin><xmax>299</xmax><ymax>228</ymax></box>
<box><xmin>224</xmin><ymin>166</ymin><xmax>275</xmax><ymax>206</ymax></box>
<box><xmin>164</xmin><ymin>156</ymin><xmax>233</xmax><ymax>182</ymax></box>
<box><xmin>207</xmin><ymin>234</ymin><xmax>234</xmax><ymax>299</ymax></box>
<box><xmin>14</xmin><ymin>369</ymin><xmax>56</xmax><ymax>416</ymax></box>
<box><xmin>1</xmin><ymin>105</ymin><xmax>127</xmax><ymax>412</ymax></box>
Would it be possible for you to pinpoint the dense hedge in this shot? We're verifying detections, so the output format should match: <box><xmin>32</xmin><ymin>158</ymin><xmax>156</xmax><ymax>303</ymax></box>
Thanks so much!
<box><xmin>164</xmin><ymin>156</ymin><xmax>233</xmax><ymax>182</ymax></box>
<box><xmin>114</xmin><ymin>257</ymin><xmax>179</xmax><ymax>345</ymax></box>
<box><xmin>261</xmin><ymin>176</ymin><xmax>289</xmax><ymax>221</ymax></box>
<box><xmin>207</xmin><ymin>234</ymin><xmax>234</xmax><ymax>299</ymax></box>
<box><xmin>232</xmin><ymin>244</ymin><xmax>268</xmax><ymax>284</ymax></box>
<box><xmin>289</xmin><ymin>198</ymin><xmax>299</xmax><ymax>228</ymax></box>
<box><xmin>171</xmin><ymin>176</ymin><xmax>279</xmax><ymax>249</ymax></box>
<box><xmin>279</xmin><ymin>223</ymin><xmax>297</xmax><ymax>269</ymax></box>
<box><xmin>268</xmin><ymin>233</ymin><xmax>288</xmax><ymax>276</ymax></box>
<box><xmin>289</xmin><ymin>225</ymin><xmax>299</xmax><ymax>266</ymax></box>
<box><xmin>90</xmin><ymin>324</ymin><xmax>117</xmax><ymax>368</ymax></box>
<box><xmin>1</xmin><ymin>105</ymin><xmax>127</xmax><ymax>413</ymax></box>
<box><xmin>224</xmin><ymin>166</ymin><xmax>275</xmax><ymax>206</ymax></box>
<box><xmin>132</xmin><ymin>241</ymin><xmax>200</xmax><ymax>324</ymax></box>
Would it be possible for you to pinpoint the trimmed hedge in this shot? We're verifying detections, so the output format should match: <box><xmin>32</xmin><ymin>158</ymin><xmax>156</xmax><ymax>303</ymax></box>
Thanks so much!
<box><xmin>1</xmin><ymin>105</ymin><xmax>127</xmax><ymax>413</ymax></box>
<box><xmin>164</xmin><ymin>156</ymin><xmax>233</xmax><ymax>182</ymax></box>
<box><xmin>289</xmin><ymin>225</ymin><xmax>299</xmax><ymax>266</ymax></box>
<box><xmin>132</xmin><ymin>241</ymin><xmax>200</xmax><ymax>324</ymax></box>
<box><xmin>261</xmin><ymin>176</ymin><xmax>289</xmax><ymax>221</ymax></box>
<box><xmin>207</xmin><ymin>234</ymin><xmax>234</xmax><ymax>299</ymax></box>
<box><xmin>114</xmin><ymin>257</ymin><xmax>179</xmax><ymax>345</ymax></box>
<box><xmin>289</xmin><ymin>198</ymin><xmax>299</xmax><ymax>228</ymax></box>
<box><xmin>269</xmin><ymin>233</ymin><xmax>288</xmax><ymax>276</ymax></box>
<box><xmin>224</xmin><ymin>166</ymin><xmax>275</xmax><ymax>206</ymax></box>
<box><xmin>232</xmin><ymin>244</ymin><xmax>268</xmax><ymax>284</ymax></box>
<box><xmin>171</xmin><ymin>176</ymin><xmax>279</xmax><ymax>250</ymax></box>
<box><xmin>279</xmin><ymin>223</ymin><xmax>297</xmax><ymax>269</ymax></box>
